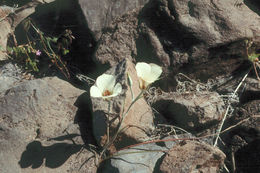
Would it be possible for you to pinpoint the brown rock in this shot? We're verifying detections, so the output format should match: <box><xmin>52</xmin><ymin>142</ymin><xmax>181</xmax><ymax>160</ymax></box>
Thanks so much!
<box><xmin>78</xmin><ymin>0</ymin><xmax>149</xmax><ymax>40</ymax></box>
<box><xmin>226</xmin><ymin>99</ymin><xmax>260</xmax><ymax>150</ymax></box>
<box><xmin>153</xmin><ymin>91</ymin><xmax>225</xmax><ymax>131</ymax></box>
<box><xmin>233</xmin><ymin>100</ymin><xmax>260</xmax><ymax>132</ymax></box>
<box><xmin>170</xmin><ymin>0</ymin><xmax>260</xmax><ymax>47</ymax></box>
<box><xmin>94</xmin><ymin>4</ymin><xmax>170</xmax><ymax>67</ymax></box>
<box><xmin>160</xmin><ymin>141</ymin><xmax>226</xmax><ymax>173</ymax></box>
<box><xmin>95</xmin><ymin>9</ymin><xmax>139</xmax><ymax>66</ymax></box>
<box><xmin>221</xmin><ymin>99</ymin><xmax>260</xmax><ymax>172</ymax></box>
<box><xmin>139</xmin><ymin>0</ymin><xmax>260</xmax><ymax>79</ymax></box>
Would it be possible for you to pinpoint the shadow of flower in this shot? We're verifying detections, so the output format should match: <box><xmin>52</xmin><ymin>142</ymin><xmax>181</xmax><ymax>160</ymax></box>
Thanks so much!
<box><xmin>19</xmin><ymin>140</ymin><xmax>82</xmax><ymax>169</ymax></box>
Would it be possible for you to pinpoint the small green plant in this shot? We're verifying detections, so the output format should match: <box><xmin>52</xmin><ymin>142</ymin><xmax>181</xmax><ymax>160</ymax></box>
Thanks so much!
<box><xmin>7</xmin><ymin>42</ymin><xmax>40</xmax><ymax>72</ymax></box>
<box><xmin>245</xmin><ymin>39</ymin><xmax>260</xmax><ymax>80</ymax></box>
<box><xmin>6</xmin><ymin>18</ymin><xmax>74</xmax><ymax>78</ymax></box>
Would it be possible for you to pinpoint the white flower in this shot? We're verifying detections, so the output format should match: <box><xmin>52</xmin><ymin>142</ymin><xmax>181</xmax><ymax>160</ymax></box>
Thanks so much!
<box><xmin>135</xmin><ymin>62</ymin><xmax>162</xmax><ymax>89</ymax></box>
<box><xmin>90</xmin><ymin>74</ymin><xmax>122</xmax><ymax>98</ymax></box>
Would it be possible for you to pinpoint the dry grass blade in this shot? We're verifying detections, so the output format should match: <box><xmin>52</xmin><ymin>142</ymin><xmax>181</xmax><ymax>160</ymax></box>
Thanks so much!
<box><xmin>214</xmin><ymin>70</ymin><xmax>250</xmax><ymax>146</ymax></box>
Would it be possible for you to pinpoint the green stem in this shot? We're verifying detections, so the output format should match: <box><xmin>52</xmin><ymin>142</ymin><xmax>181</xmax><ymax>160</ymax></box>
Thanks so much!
<box><xmin>106</xmin><ymin>101</ymin><xmax>111</xmax><ymax>146</ymax></box>
<box><xmin>100</xmin><ymin>90</ymin><xmax>145</xmax><ymax>157</ymax></box>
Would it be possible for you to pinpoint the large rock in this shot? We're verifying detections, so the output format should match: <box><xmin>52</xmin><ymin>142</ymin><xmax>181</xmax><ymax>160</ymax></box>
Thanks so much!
<box><xmin>160</xmin><ymin>140</ymin><xmax>226</xmax><ymax>173</ymax></box>
<box><xmin>153</xmin><ymin>91</ymin><xmax>225</xmax><ymax>132</ymax></box>
<box><xmin>142</xmin><ymin>0</ymin><xmax>260</xmax><ymax>63</ymax></box>
<box><xmin>170</xmin><ymin>0</ymin><xmax>260</xmax><ymax>47</ymax></box>
<box><xmin>78</xmin><ymin>0</ymin><xmax>149</xmax><ymax>40</ymax></box>
<box><xmin>94</xmin><ymin>5</ymin><xmax>171</xmax><ymax>67</ymax></box>
<box><xmin>91</xmin><ymin>59</ymin><xmax>164</xmax><ymax>150</ymax></box>
<box><xmin>99</xmin><ymin>137</ymin><xmax>179</xmax><ymax>173</ymax></box>
<box><xmin>0</xmin><ymin>77</ymin><xmax>96</xmax><ymax>173</ymax></box>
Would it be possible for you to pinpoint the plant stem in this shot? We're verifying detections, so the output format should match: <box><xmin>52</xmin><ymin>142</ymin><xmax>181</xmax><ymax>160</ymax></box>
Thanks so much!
<box><xmin>100</xmin><ymin>90</ymin><xmax>144</xmax><ymax>158</ymax></box>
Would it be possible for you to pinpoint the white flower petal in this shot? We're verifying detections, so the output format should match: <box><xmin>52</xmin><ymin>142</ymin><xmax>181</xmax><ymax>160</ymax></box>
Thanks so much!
<box><xmin>144</xmin><ymin>63</ymin><xmax>162</xmax><ymax>83</ymax></box>
<box><xmin>135</xmin><ymin>62</ymin><xmax>151</xmax><ymax>80</ymax></box>
<box><xmin>113</xmin><ymin>83</ymin><xmax>122</xmax><ymax>95</ymax></box>
<box><xmin>96</xmin><ymin>74</ymin><xmax>116</xmax><ymax>92</ymax></box>
<box><xmin>90</xmin><ymin>86</ymin><xmax>102</xmax><ymax>97</ymax></box>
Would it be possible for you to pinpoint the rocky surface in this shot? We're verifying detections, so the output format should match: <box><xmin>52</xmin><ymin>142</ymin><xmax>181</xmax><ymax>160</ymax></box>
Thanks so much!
<box><xmin>159</xmin><ymin>140</ymin><xmax>226</xmax><ymax>173</ymax></box>
<box><xmin>78</xmin><ymin>0</ymin><xmax>149</xmax><ymax>40</ymax></box>
<box><xmin>0</xmin><ymin>62</ymin><xmax>23</xmax><ymax>93</ymax></box>
<box><xmin>0</xmin><ymin>77</ymin><xmax>97</xmax><ymax>173</ymax></box>
<box><xmin>170</xmin><ymin>0</ymin><xmax>260</xmax><ymax>46</ymax></box>
<box><xmin>95</xmin><ymin>0</ymin><xmax>260</xmax><ymax>81</ymax></box>
<box><xmin>223</xmin><ymin>99</ymin><xmax>260</xmax><ymax>173</ymax></box>
<box><xmin>0</xmin><ymin>0</ymin><xmax>259</xmax><ymax>172</ymax></box>
<box><xmin>240</xmin><ymin>77</ymin><xmax>260</xmax><ymax>103</ymax></box>
<box><xmin>153</xmin><ymin>91</ymin><xmax>225</xmax><ymax>132</ymax></box>
<box><xmin>94</xmin><ymin>9</ymin><xmax>139</xmax><ymax>66</ymax></box>
<box><xmin>0</xmin><ymin>6</ymin><xmax>13</xmax><ymax>61</ymax></box>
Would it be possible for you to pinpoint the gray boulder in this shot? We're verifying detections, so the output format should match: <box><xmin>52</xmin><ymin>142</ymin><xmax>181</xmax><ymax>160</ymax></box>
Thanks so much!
<box><xmin>99</xmin><ymin>135</ymin><xmax>189</xmax><ymax>173</ymax></box>
<box><xmin>0</xmin><ymin>77</ymin><xmax>97</xmax><ymax>173</ymax></box>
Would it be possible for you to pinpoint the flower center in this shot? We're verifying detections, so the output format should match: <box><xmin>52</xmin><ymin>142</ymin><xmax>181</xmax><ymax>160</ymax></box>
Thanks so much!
<box><xmin>139</xmin><ymin>78</ymin><xmax>146</xmax><ymax>90</ymax></box>
<box><xmin>102</xmin><ymin>90</ymin><xmax>112</xmax><ymax>96</ymax></box>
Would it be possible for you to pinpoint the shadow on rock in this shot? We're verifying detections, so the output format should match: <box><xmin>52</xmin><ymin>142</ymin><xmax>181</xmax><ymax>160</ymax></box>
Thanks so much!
<box><xmin>19</xmin><ymin>140</ymin><xmax>82</xmax><ymax>169</ymax></box>
<box><xmin>74</xmin><ymin>92</ymin><xmax>97</xmax><ymax>146</ymax></box>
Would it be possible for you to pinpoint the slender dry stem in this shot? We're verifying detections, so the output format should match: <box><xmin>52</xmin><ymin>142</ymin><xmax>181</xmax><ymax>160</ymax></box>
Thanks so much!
<box><xmin>214</xmin><ymin>70</ymin><xmax>250</xmax><ymax>146</ymax></box>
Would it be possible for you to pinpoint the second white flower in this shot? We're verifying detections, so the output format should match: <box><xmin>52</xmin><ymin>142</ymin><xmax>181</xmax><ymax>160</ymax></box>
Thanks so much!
<box><xmin>135</xmin><ymin>62</ymin><xmax>162</xmax><ymax>89</ymax></box>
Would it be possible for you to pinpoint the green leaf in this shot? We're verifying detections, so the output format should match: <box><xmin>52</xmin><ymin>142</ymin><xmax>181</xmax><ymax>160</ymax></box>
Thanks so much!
<box><xmin>7</xmin><ymin>47</ymin><xmax>12</xmax><ymax>54</ymax></box>
<box><xmin>248</xmin><ymin>53</ymin><xmax>260</xmax><ymax>62</ymax></box>
<box><xmin>52</xmin><ymin>37</ymin><xmax>58</xmax><ymax>43</ymax></box>
<box><xmin>62</xmin><ymin>49</ymin><xmax>69</xmax><ymax>55</ymax></box>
